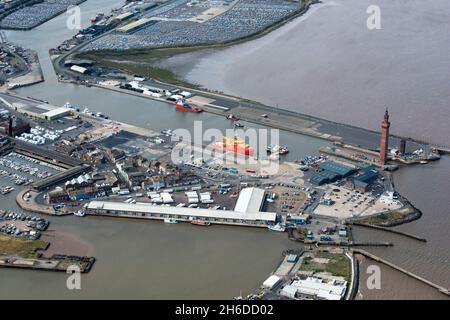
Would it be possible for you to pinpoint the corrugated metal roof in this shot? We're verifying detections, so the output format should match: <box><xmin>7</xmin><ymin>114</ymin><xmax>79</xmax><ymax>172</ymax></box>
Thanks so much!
<box><xmin>70</xmin><ymin>65</ymin><xmax>87</xmax><ymax>74</ymax></box>
<box><xmin>319</xmin><ymin>161</ymin><xmax>355</xmax><ymax>177</ymax></box>
<box><xmin>87</xmin><ymin>200</ymin><xmax>276</xmax><ymax>222</ymax></box>
<box><xmin>263</xmin><ymin>275</ymin><xmax>281</xmax><ymax>288</ymax></box>
<box><xmin>234</xmin><ymin>187</ymin><xmax>265</xmax><ymax>213</ymax></box>
<box><xmin>43</xmin><ymin>107</ymin><xmax>70</xmax><ymax>118</ymax></box>
<box><xmin>354</xmin><ymin>166</ymin><xmax>378</xmax><ymax>183</ymax></box>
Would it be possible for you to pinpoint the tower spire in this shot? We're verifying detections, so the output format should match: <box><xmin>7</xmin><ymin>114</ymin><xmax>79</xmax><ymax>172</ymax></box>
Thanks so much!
<box><xmin>379</xmin><ymin>108</ymin><xmax>390</xmax><ymax>165</ymax></box>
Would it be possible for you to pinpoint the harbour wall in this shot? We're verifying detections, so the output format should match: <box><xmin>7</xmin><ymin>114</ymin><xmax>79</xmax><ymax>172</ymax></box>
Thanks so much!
<box><xmin>352</xmin><ymin>249</ymin><xmax>450</xmax><ymax>297</ymax></box>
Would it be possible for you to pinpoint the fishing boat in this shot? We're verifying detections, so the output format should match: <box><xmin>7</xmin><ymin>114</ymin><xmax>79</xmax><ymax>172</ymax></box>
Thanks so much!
<box><xmin>268</xmin><ymin>223</ymin><xmax>286</xmax><ymax>232</ymax></box>
<box><xmin>91</xmin><ymin>13</ymin><xmax>104</xmax><ymax>24</ymax></box>
<box><xmin>279</xmin><ymin>145</ymin><xmax>289</xmax><ymax>155</ymax></box>
<box><xmin>267</xmin><ymin>144</ymin><xmax>289</xmax><ymax>155</ymax></box>
<box><xmin>212</xmin><ymin>136</ymin><xmax>254</xmax><ymax>156</ymax></box>
<box><xmin>74</xmin><ymin>210</ymin><xmax>86</xmax><ymax>217</ymax></box>
<box><xmin>175</xmin><ymin>99</ymin><xmax>203</xmax><ymax>113</ymax></box>
<box><xmin>234</xmin><ymin>122</ymin><xmax>244</xmax><ymax>128</ymax></box>
<box><xmin>191</xmin><ymin>219</ymin><xmax>211</xmax><ymax>226</ymax></box>
<box><xmin>226</xmin><ymin>114</ymin><xmax>240</xmax><ymax>121</ymax></box>
<box><xmin>164</xmin><ymin>218</ymin><xmax>178</xmax><ymax>224</ymax></box>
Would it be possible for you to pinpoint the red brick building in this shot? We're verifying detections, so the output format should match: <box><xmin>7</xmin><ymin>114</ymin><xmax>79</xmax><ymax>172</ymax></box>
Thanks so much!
<box><xmin>379</xmin><ymin>109</ymin><xmax>390</xmax><ymax>165</ymax></box>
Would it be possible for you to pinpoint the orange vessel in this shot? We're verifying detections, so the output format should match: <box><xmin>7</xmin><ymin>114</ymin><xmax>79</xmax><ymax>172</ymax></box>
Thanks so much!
<box><xmin>212</xmin><ymin>136</ymin><xmax>254</xmax><ymax>156</ymax></box>
<box><xmin>191</xmin><ymin>219</ymin><xmax>211</xmax><ymax>226</ymax></box>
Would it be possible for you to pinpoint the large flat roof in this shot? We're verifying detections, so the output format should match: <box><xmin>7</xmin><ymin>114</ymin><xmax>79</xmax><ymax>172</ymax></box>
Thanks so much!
<box><xmin>87</xmin><ymin>200</ymin><xmax>276</xmax><ymax>222</ymax></box>
<box><xmin>234</xmin><ymin>187</ymin><xmax>265</xmax><ymax>213</ymax></box>
<box><xmin>319</xmin><ymin>161</ymin><xmax>356</xmax><ymax>177</ymax></box>
<box><xmin>43</xmin><ymin>107</ymin><xmax>70</xmax><ymax>118</ymax></box>
<box><xmin>14</xmin><ymin>101</ymin><xmax>61</xmax><ymax>114</ymax></box>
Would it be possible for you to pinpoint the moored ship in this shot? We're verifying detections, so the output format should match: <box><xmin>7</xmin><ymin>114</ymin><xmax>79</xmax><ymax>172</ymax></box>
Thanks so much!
<box><xmin>267</xmin><ymin>144</ymin><xmax>289</xmax><ymax>155</ymax></box>
<box><xmin>191</xmin><ymin>219</ymin><xmax>211</xmax><ymax>226</ymax></box>
<box><xmin>226</xmin><ymin>114</ymin><xmax>240</xmax><ymax>121</ymax></box>
<box><xmin>267</xmin><ymin>223</ymin><xmax>286</xmax><ymax>232</ymax></box>
<box><xmin>91</xmin><ymin>13</ymin><xmax>104</xmax><ymax>24</ymax></box>
<box><xmin>175</xmin><ymin>99</ymin><xmax>203</xmax><ymax>113</ymax></box>
<box><xmin>74</xmin><ymin>210</ymin><xmax>86</xmax><ymax>217</ymax></box>
<box><xmin>212</xmin><ymin>136</ymin><xmax>254</xmax><ymax>156</ymax></box>
<box><xmin>164</xmin><ymin>218</ymin><xmax>178</xmax><ymax>224</ymax></box>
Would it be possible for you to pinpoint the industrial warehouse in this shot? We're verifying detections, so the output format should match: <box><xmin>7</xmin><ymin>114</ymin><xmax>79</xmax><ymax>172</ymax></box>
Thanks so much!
<box><xmin>86</xmin><ymin>187</ymin><xmax>278</xmax><ymax>227</ymax></box>
<box><xmin>11</xmin><ymin>102</ymin><xmax>70</xmax><ymax>121</ymax></box>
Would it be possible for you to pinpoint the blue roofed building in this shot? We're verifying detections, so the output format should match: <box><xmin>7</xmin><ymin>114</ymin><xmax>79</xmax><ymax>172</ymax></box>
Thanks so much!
<box><xmin>347</xmin><ymin>166</ymin><xmax>379</xmax><ymax>192</ymax></box>
<box><xmin>310</xmin><ymin>161</ymin><xmax>356</xmax><ymax>185</ymax></box>
<box><xmin>319</xmin><ymin>162</ymin><xmax>356</xmax><ymax>178</ymax></box>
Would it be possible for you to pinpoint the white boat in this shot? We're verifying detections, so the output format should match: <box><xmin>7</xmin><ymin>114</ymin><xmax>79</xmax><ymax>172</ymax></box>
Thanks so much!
<box><xmin>268</xmin><ymin>223</ymin><xmax>286</xmax><ymax>232</ymax></box>
<box><xmin>74</xmin><ymin>210</ymin><xmax>86</xmax><ymax>217</ymax></box>
<box><xmin>164</xmin><ymin>218</ymin><xmax>178</xmax><ymax>224</ymax></box>
<box><xmin>161</xmin><ymin>129</ymin><xmax>175</xmax><ymax>137</ymax></box>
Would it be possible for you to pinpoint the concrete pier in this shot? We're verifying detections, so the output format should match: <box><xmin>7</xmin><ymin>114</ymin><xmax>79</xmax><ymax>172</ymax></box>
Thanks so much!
<box><xmin>348</xmin><ymin>222</ymin><xmax>427</xmax><ymax>242</ymax></box>
<box><xmin>353</xmin><ymin>249</ymin><xmax>450</xmax><ymax>297</ymax></box>
<box><xmin>0</xmin><ymin>255</ymin><xmax>95</xmax><ymax>273</ymax></box>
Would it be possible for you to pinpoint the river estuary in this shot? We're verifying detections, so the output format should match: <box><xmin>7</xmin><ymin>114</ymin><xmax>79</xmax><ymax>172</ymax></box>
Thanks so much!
<box><xmin>0</xmin><ymin>0</ymin><xmax>448</xmax><ymax>299</ymax></box>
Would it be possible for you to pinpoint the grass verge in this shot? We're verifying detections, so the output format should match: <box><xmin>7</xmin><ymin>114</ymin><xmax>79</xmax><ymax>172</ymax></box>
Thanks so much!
<box><xmin>0</xmin><ymin>235</ymin><xmax>48</xmax><ymax>258</ymax></box>
<box><xmin>300</xmin><ymin>252</ymin><xmax>351</xmax><ymax>281</ymax></box>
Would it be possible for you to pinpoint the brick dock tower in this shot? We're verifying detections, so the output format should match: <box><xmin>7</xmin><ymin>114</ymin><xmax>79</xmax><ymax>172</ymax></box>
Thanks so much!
<box><xmin>379</xmin><ymin>109</ymin><xmax>390</xmax><ymax>165</ymax></box>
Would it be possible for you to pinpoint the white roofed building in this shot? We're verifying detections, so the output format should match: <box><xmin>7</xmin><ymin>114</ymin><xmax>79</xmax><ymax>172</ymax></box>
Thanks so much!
<box><xmin>262</xmin><ymin>275</ymin><xmax>281</xmax><ymax>290</ymax></box>
<box><xmin>234</xmin><ymin>188</ymin><xmax>266</xmax><ymax>213</ymax></box>
<box><xmin>290</xmin><ymin>277</ymin><xmax>347</xmax><ymax>300</ymax></box>
<box><xmin>86</xmin><ymin>187</ymin><xmax>277</xmax><ymax>227</ymax></box>
<box><xmin>86</xmin><ymin>201</ymin><xmax>276</xmax><ymax>228</ymax></box>
<box><xmin>70</xmin><ymin>65</ymin><xmax>88</xmax><ymax>74</ymax></box>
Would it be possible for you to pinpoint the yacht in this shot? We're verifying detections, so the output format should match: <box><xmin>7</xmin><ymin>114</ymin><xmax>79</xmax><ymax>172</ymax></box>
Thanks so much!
<box><xmin>268</xmin><ymin>223</ymin><xmax>286</xmax><ymax>232</ymax></box>
<box><xmin>164</xmin><ymin>218</ymin><xmax>178</xmax><ymax>224</ymax></box>
<box><xmin>74</xmin><ymin>210</ymin><xmax>86</xmax><ymax>217</ymax></box>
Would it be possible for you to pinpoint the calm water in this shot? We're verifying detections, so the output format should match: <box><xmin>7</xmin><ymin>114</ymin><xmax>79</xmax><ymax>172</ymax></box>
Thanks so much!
<box><xmin>167</xmin><ymin>0</ymin><xmax>450</xmax><ymax>147</ymax></box>
<box><xmin>356</xmin><ymin>156</ymin><xmax>450</xmax><ymax>299</ymax></box>
<box><xmin>1</xmin><ymin>0</ymin><xmax>449</xmax><ymax>299</ymax></box>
